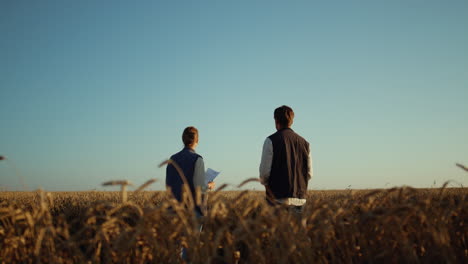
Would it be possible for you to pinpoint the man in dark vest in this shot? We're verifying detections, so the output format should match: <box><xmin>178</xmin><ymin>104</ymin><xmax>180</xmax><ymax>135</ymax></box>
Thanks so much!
<box><xmin>166</xmin><ymin>126</ymin><xmax>215</xmax><ymax>215</ymax></box>
<box><xmin>259</xmin><ymin>105</ymin><xmax>312</xmax><ymax>212</ymax></box>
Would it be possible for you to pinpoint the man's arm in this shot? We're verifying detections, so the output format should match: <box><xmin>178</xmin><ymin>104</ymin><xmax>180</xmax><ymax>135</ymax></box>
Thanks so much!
<box><xmin>193</xmin><ymin>157</ymin><xmax>206</xmax><ymax>191</ymax></box>
<box><xmin>259</xmin><ymin>138</ymin><xmax>273</xmax><ymax>186</ymax></box>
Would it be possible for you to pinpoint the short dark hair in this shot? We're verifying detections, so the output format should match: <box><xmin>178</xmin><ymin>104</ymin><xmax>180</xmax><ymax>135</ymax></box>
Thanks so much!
<box><xmin>182</xmin><ymin>126</ymin><xmax>198</xmax><ymax>147</ymax></box>
<box><xmin>274</xmin><ymin>105</ymin><xmax>294</xmax><ymax>128</ymax></box>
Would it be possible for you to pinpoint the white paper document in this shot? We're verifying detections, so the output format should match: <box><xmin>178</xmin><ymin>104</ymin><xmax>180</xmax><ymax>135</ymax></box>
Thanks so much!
<box><xmin>205</xmin><ymin>168</ymin><xmax>220</xmax><ymax>185</ymax></box>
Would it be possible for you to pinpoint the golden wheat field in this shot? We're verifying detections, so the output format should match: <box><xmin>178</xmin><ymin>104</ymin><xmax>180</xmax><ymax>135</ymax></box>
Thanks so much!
<box><xmin>0</xmin><ymin>186</ymin><xmax>467</xmax><ymax>263</ymax></box>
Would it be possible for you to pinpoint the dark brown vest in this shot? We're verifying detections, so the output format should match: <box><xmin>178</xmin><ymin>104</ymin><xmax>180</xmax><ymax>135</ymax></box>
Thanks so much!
<box><xmin>267</xmin><ymin>128</ymin><xmax>310</xmax><ymax>200</ymax></box>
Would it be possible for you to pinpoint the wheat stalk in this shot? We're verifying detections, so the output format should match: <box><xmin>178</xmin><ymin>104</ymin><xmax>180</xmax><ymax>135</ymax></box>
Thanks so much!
<box><xmin>102</xmin><ymin>180</ymin><xmax>133</xmax><ymax>203</ymax></box>
<box><xmin>456</xmin><ymin>163</ymin><xmax>468</xmax><ymax>172</ymax></box>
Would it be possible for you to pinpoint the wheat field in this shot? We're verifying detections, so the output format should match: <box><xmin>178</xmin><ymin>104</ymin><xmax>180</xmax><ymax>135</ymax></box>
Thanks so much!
<box><xmin>0</xmin><ymin>186</ymin><xmax>466</xmax><ymax>263</ymax></box>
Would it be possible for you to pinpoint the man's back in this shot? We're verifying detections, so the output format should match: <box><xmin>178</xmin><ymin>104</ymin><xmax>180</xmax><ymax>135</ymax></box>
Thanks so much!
<box><xmin>268</xmin><ymin>128</ymin><xmax>310</xmax><ymax>199</ymax></box>
<box><xmin>166</xmin><ymin>147</ymin><xmax>201</xmax><ymax>202</ymax></box>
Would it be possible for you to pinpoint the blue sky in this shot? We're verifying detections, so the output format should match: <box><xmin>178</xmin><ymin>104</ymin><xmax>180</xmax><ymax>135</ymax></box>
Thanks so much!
<box><xmin>1</xmin><ymin>0</ymin><xmax>467</xmax><ymax>191</ymax></box>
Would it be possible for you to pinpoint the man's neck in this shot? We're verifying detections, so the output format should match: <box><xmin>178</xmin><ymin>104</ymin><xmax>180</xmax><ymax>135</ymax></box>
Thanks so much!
<box><xmin>277</xmin><ymin>126</ymin><xmax>291</xmax><ymax>131</ymax></box>
<box><xmin>185</xmin><ymin>146</ymin><xmax>196</xmax><ymax>152</ymax></box>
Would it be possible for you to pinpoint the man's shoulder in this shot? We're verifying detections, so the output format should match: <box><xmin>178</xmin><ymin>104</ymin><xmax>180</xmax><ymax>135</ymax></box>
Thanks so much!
<box><xmin>170</xmin><ymin>149</ymin><xmax>184</xmax><ymax>158</ymax></box>
<box><xmin>269</xmin><ymin>128</ymin><xmax>301</xmax><ymax>138</ymax></box>
<box><xmin>189</xmin><ymin>150</ymin><xmax>203</xmax><ymax>160</ymax></box>
<box><xmin>171</xmin><ymin>149</ymin><xmax>202</xmax><ymax>159</ymax></box>
<box><xmin>294</xmin><ymin>132</ymin><xmax>309</xmax><ymax>144</ymax></box>
<box><xmin>267</xmin><ymin>129</ymin><xmax>309</xmax><ymax>146</ymax></box>
<box><xmin>283</xmin><ymin>129</ymin><xmax>309</xmax><ymax>145</ymax></box>
<box><xmin>169</xmin><ymin>152</ymin><xmax>178</xmax><ymax>160</ymax></box>
<box><xmin>268</xmin><ymin>130</ymin><xmax>281</xmax><ymax>140</ymax></box>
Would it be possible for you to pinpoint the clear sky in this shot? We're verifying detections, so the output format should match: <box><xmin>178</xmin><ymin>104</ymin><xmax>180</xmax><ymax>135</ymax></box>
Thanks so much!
<box><xmin>1</xmin><ymin>0</ymin><xmax>467</xmax><ymax>191</ymax></box>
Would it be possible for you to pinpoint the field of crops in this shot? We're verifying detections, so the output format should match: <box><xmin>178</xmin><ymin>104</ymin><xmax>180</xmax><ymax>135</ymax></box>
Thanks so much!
<box><xmin>0</xmin><ymin>186</ymin><xmax>467</xmax><ymax>263</ymax></box>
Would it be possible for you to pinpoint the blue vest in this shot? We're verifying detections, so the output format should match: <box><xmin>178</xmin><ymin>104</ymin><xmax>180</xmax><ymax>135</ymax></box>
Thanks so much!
<box><xmin>166</xmin><ymin>147</ymin><xmax>202</xmax><ymax>202</ymax></box>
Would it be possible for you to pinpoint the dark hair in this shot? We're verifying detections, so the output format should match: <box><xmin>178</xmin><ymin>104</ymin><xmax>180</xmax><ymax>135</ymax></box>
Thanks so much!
<box><xmin>274</xmin><ymin>105</ymin><xmax>294</xmax><ymax>128</ymax></box>
<box><xmin>182</xmin><ymin>126</ymin><xmax>199</xmax><ymax>147</ymax></box>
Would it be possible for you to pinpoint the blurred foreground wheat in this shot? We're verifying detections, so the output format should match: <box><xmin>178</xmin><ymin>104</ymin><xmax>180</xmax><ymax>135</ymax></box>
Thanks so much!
<box><xmin>0</xmin><ymin>185</ymin><xmax>467</xmax><ymax>263</ymax></box>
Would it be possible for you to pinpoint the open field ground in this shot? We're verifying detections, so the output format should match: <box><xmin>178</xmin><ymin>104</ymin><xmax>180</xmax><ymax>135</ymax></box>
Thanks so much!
<box><xmin>1</xmin><ymin>188</ymin><xmax>467</xmax><ymax>263</ymax></box>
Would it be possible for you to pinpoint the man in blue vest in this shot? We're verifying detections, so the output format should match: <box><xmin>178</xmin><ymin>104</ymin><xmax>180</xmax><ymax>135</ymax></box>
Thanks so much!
<box><xmin>259</xmin><ymin>105</ymin><xmax>313</xmax><ymax>213</ymax></box>
<box><xmin>166</xmin><ymin>126</ymin><xmax>215</xmax><ymax>260</ymax></box>
<box><xmin>166</xmin><ymin>126</ymin><xmax>215</xmax><ymax>215</ymax></box>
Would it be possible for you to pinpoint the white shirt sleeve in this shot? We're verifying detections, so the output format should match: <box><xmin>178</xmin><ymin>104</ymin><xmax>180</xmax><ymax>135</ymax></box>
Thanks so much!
<box><xmin>259</xmin><ymin>138</ymin><xmax>273</xmax><ymax>186</ymax></box>
<box><xmin>193</xmin><ymin>157</ymin><xmax>206</xmax><ymax>191</ymax></box>
<box><xmin>307</xmin><ymin>150</ymin><xmax>313</xmax><ymax>181</ymax></box>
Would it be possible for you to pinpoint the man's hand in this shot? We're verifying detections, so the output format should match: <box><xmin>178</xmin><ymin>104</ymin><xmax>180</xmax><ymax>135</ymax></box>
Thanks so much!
<box><xmin>207</xmin><ymin>181</ymin><xmax>215</xmax><ymax>190</ymax></box>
